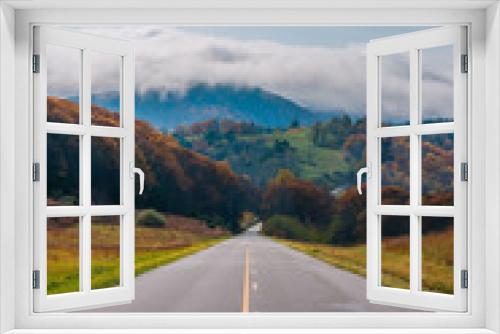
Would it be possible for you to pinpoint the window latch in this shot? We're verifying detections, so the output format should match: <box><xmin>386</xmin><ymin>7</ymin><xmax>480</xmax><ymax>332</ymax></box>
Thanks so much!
<box><xmin>356</xmin><ymin>163</ymin><xmax>371</xmax><ymax>195</ymax></box>
<box><xmin>130</xmin><ymin>162</ymin><xmax>145</xmax><ymax>195</ymax></box>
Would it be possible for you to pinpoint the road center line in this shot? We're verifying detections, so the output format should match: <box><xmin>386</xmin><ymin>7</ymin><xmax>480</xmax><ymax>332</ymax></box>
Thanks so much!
<box><xmin>242</xmin><ymin>246</ymin><xmax>250</xmax><ymax>313</ymax></box>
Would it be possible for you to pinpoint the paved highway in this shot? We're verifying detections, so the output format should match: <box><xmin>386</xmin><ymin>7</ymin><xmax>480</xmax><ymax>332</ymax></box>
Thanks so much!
<box><xmin>94</xmin><ymin>226</ymin><xmax>408</xmax><ymax>312</ymax></box>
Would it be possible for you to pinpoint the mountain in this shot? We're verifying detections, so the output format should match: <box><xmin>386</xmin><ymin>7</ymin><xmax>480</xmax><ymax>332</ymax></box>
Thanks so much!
<box><xmin>90</xmin><ymin>84</ymin><xmax>341</xmax><ymax>131</ymax></box>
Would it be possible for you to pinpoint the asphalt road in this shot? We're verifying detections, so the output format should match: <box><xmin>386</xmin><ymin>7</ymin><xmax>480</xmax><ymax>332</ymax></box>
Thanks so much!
<box><xmin>94</xmin><ymin>226</ymin><xmax>408</xmax><ymax>312</ymax></box>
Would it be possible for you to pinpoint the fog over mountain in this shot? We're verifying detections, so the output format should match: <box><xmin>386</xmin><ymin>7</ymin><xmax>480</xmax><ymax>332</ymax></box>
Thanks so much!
<box><xmin>91</xmin><ymin>84</ymin><xmax>343</xmax><ymax>130</ymax></box>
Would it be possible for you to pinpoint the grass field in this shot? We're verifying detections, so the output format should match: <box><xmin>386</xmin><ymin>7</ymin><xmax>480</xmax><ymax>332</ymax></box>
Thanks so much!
<box><xmin>269</xmin><ymin>128</ymin><xmax>350</xmax><ymax>180</ymax></box>
<box><xmin>275</xmin><ymin>227</ymin><xmax>453</xmax><ymax>294</ymax></box>
<box><xmin>47</xmin><ymin>213</ymin><xmax>229</xmax><ymax>295</ymax></box>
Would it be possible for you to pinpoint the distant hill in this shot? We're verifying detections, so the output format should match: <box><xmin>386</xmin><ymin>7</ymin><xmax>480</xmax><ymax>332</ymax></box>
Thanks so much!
<box><xmin>173</xmin><ymin>118</ymin><xmax>353</xmax><ymax>189</ymax></box>
<box><xmin>90</xmin><ymin>84</ymin><xmax>341</xmax><ymax>131</ymax></box>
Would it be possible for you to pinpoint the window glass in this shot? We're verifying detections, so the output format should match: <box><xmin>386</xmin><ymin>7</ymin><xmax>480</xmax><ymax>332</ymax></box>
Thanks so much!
<box><xmin>380</xmin><ymin>52</ymin><xmax>410</xmax><ymax>127</ymax></box>
<box><xmin>92</xmin><ymin>216</ymin><xmax>121</xmax><ymax>290</ymax></box>
<box><xmin>91</xmin><ymin>137</ymin><xmax>121</xmax><ymax>205</ymax></box>
<box><xmin>421</xmin><ymin>46</ymin><xmax>454</xmax><ymax>124</ymax></box>
<box><xmin>47</xmin><ymin>217</ymin><xmax>80</xmax><ymax>295</ymax></box>
<box><xmin>421</xmin><ymin>217</ymin><xmax>454</xmax><ymax>294</ymax></box>
<box><xmin>47</xmin><ymin>134</ymin><xmax>80</xmax><ymax>206</ymax></box>
<box><xmin>91</xmin><ymin>52</ymin><xmax>121</xmax><ymax>127</ymax></box>
<box><xmin>47</xmin><ymin>44</ymin><xmax>80</xmax><ymax>124</ymax></box>
<box><xmin>381</xmin><ymin>215</ymin><xmax>410</xmax><ymax>289</ymax></box>
<box><xmin>422</xmin><ymin>134</ymin><xmax>454</xmax><ymax>206</ymax></box>
<box><xmin>381</xmin><ymin>137</ymin><xmax>410</xmax><ymax>205</ymax></box>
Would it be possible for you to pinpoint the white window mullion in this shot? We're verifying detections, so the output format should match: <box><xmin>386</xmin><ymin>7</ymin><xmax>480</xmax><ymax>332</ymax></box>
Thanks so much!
<box><xmin>46</xmin><ymin>123</ymin><xmax>127</xmax><ymax>138</ymax></box>
<box><xmin>374</xmin><ymin>122</ymin><xmax>454</xmax><ymax>138</ymax></box>
<box><xmin>45</xmin><ymin>205</ymin><xmax>128</xmax><ymax>218</ymax></box>
<box><xmin>46</xmin><ymin>206</ymin><xmax>86</xmax><ymax>218</ymax></box>
<box><xmin>90</xmin><ymin>126</ymin><xmax>127</xmax><ymax>138</ymax></box>
<box><xmin>119</xmin><ymin>52</ymin><xmax>125</xmax><ymax>287</ymax></box>
<box><xmin>77</xmin><ymin>47</ymin><xmax>85</xmax><ymax>293</ymax></box>
<box><xmin>80</xmin><ymin>215</ymin><xmax>91</xmax><ymax>293</ymax></box>
<box><xmin>121</xmin><ymin>51</ymin><xmax>135</xmax><ymax>292</ymax></box>
<box><xmin>81</xmin><ymin>48</ymin><xmax>92</xmax><ymax>294</ymax></box>
<box><xmin>365</xmin><ymin>50</ymin><xmax>380</xmax><ymax>298</ymax></box>
<box><xmin>374</xmin><ymin>205</ymin><xmax>454</xmax><ymax>217</ymax></box>
<box><xmin>409</xmin><ymin>48</ymin><xmax>421</xmax><ymax>293</ymax></box>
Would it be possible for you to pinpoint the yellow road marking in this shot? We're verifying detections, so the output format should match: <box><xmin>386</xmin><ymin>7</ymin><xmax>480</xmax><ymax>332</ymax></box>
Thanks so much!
<box><xmin>242</xmin><ymin>247</ymin><xmax>250</xmax><ymax>312</ymax></box>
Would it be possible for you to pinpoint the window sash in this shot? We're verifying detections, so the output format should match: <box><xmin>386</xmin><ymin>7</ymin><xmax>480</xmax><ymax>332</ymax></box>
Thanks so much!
<box><xmin>32</xmin><ymin>26</ymin><xmax>135</xmax><ymax>312</ymax></box>
<box><xmin>365</xmin><ymin>26</ymin><xmax>468</xmax><ymax>312</ymax></box>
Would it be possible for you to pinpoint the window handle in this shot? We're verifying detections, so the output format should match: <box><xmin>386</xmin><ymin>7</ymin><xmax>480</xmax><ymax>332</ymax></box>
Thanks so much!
<box><xmin>356</xmin><ymin>164</ymin><xmax>370</xmax><ymax>195</ymax></box>
<box><xmin>130</xmin><ymin>162</ymin><xmax>145</xmax><ymax>195</ymax></box>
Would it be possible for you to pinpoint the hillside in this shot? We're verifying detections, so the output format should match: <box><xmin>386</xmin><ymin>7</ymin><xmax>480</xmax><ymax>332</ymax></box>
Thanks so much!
<box><xmin>90</xmin><ymin>84</ymin><xmax>340</xmax><ymax>130</ymax></box>
<box><xmin>47</xmin><ymin>97</ymin><xmax>258</xmax><ymax>232</ymax></box>
<box><xmin>173</xmin><ymin>118</ymin><xmax>357</xmax><ymax>190</ymax></box>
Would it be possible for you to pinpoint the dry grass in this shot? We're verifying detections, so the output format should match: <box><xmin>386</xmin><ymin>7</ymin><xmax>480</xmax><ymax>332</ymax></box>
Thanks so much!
<box><xmin>47</xmin><ymin>213</ymin><xmax>229</xmax><ymax>295</ymax></box>
<box><xmin>421</xmin><ymin>228</ymin><xmax>453</xmax><ymax>294</ymax></box>
<box><xmin>276</xmin><ymin>227</ymin><xmax>453</xmax><ymax>294</ymax></box>
<box><xmin>381</xmin><ymin>234</ymin><xmax>410</xmax><ymax>289</ymax></box>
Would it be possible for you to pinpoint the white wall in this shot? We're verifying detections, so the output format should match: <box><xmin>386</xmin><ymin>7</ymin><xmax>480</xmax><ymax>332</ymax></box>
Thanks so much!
<box><xmin>0</xmin><ymin>2</ymin><xmax>16</xmax><ymax>333</ymax></box>
<box><xmin>485</xmin><ymin>2</ymin><xmax>500</xmax><ymax>333</ymax></box>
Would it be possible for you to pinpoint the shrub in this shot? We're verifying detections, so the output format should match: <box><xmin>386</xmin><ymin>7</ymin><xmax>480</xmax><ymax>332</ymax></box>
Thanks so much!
<box><xmin>329</xmin><ymin>214</ymin><xmax>358</xmax><ymax>245</ymax></box>
<box><xmin>198</xmin><ymin>214</ymin><xmax>227</xmax><ymax>230</ymax></box>
<box><xmin>263</xmin><ymin>215</ymin><xmax>311</xmax><ymax>241</ymax></box>
<box><xmin>136</xmin><ymin>209</ymin><xmax>167</xmax><ymax>228</ymax></box>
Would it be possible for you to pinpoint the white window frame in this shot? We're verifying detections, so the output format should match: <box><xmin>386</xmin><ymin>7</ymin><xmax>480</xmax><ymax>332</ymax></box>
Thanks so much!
<box><xmin>0</xmin><ymin>1</ymin><xmax>499</xmax><ymax>333</ymax></box>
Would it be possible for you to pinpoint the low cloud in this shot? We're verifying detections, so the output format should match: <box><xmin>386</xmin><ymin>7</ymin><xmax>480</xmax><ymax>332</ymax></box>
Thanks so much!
<box><xmin>49</xmin><ymin>26</ymin><xmax>452</xmax><ymax>119</ymax></box>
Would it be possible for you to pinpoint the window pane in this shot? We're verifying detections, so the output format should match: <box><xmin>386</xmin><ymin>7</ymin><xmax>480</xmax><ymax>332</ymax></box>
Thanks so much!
<box><xmin>91</xmin><ymin>216</ymin><xmax>121</xmax><ymax>290</ymax></box>
<box><xmin>91</xmin><ymin>52</ymin><xmax>121</xmax><ymax>127</ymax></box>
<box><xmin>47</xmin><ymin>217</ymin><xmax>80</xmax><ymax>295</ymax></box>
<box><xmin>47</xmin><ymin>134</ymin><xmax>80</xmax><ymax>206</ymax></box>
<box><xmin>380</xmin><ymin>52</ymin><xmax>410</xmax><ymax>127</ymax></box>
<box><xmin>91</xmin><ymin>137</ymin><xmax>121</xmax><ymax>205</ymax></box>
<box><xmin>421</xmin><ymin>217</ymin><xmax>453</xmax><ymax>294</ymax></box>
<box><xmin>422</xmin><ymin>134</ymin><xmax>454</xmax><ymax>206</ymax></box>
<box><xmin>421</xmin><ymin>46</ymin><xmax>454</xmax><ymax>124</ymax></box>
<box><xmin>381</xmin><ymin>215</ymin><xmax>410</xmax><ymax>289</ymax></box>
<box><xmin>381</xmin><ymin>136</ymin><xmax>410</xmax><ymax>205</ymax></box>
<box><xmin>47</xmin><ymin>44</ymin><xmax>80</xmax><ymax>124</ymax></box>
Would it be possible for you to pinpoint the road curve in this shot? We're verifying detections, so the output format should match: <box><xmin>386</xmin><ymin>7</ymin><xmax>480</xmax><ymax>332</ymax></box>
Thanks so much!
<box><xmin>93</xmin><ymin>229</ymin><xmax>408</xmax><ymax>312</ymax></box>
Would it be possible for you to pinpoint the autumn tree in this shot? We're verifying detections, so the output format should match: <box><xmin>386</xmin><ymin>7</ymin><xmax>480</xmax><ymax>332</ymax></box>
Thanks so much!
<box><xmin>261</xmin><ymin>169</ymin><xmax>334</xmax><ymax>229</ymax></box>
<box><xmin>47</xmin><ymin>97</ymin><xmax>258</xmax><ymax>233</ymax></box>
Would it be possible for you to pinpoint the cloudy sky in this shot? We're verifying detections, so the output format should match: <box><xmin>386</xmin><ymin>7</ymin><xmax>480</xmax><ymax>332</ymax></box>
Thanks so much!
<box><xmin>48</xmin><ymin>26</ymin><xmax>452</xmax><ymax>120</ymax></box>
